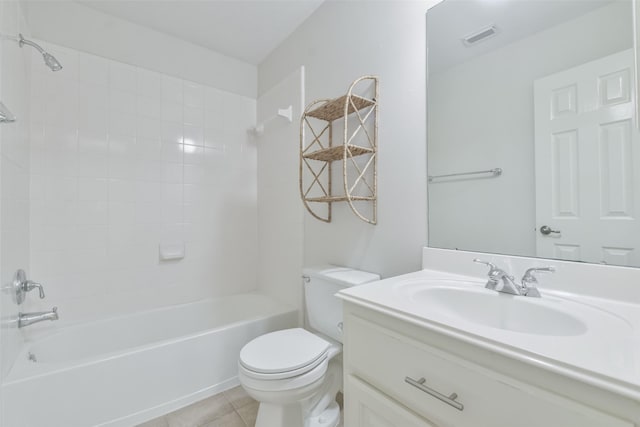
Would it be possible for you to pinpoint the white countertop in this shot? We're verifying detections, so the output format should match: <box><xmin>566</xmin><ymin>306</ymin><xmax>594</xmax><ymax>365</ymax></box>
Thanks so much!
<box><xmin>338</xmin><ymin>268</ymin><xmax>640</xmax><ymax>401</ymax></box>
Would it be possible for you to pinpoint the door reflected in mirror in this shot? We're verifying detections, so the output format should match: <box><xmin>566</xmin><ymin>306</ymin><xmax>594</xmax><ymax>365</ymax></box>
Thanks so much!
<box><xmin>426</xmin><ymin>0</ymin><xmax>638</xmax><ymax>267</ymax></box>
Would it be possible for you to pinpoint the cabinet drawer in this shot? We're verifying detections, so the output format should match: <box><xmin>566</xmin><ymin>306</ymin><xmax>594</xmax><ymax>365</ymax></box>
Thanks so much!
<box><xmin>345</xmin><ymin>314</ymin><xmax>631</xmax><ymax>427</ymax></box>
<box><xmin>345</xmin><ymin>374</ymin><xmax>438</xmax><ymax>427</ymax></box>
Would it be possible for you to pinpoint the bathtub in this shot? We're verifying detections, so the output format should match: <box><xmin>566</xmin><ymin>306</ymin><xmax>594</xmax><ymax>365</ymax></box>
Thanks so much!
<box><xmin>2</xmin><ymin>293</ymin><xmax>297</xmax><ymax>427</ymax></box>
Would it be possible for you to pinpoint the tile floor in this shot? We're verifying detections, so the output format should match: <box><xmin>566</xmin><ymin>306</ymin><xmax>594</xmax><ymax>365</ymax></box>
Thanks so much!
<box><xmin>137</xmin><ymin>386</ymin><xmax>258</xmax><ymax>427</ymax></box>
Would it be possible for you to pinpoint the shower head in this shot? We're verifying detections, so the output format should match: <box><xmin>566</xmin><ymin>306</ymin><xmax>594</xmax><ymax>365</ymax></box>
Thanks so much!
<box><xmin>42</xmin><ymin>52</ymin><xmax>63</xmax><ymax>72</ymax></box>
<box><xmin>18</xmin><ymin>34</ymin><xmax>63</xmax><ymax>71</ymax></box>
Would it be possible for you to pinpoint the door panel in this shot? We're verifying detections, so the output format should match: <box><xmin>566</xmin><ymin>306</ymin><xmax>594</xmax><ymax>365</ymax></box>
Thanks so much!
<box><xmin>535</xmin><ymin>49</ymin><xmax>640</xmax><ymax>266</ymax></box>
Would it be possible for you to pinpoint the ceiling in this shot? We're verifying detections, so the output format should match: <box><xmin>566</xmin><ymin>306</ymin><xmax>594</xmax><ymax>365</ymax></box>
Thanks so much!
<box><xmin>427</xmin><ymin>0</ymin><xmax>619</xmax><ymax>73</ymax></box>
<box><xmin>77</xmin><ymin>0</ymin><xmax>325</xmax><ymax>65</ymax></box>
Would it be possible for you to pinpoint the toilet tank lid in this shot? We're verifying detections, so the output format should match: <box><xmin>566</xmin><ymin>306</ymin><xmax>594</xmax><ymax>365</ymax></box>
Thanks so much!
<box><xmin>303</xmin><ymin>266</ymin><xmax>380</xmax><ymax>286</ymax></box>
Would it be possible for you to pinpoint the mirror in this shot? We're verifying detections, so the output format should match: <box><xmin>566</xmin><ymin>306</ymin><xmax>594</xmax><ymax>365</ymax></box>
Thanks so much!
<box><xmin>426</xmin><ymin>0</ymin><xmax>638</xmax><ymax>267</ymax></box>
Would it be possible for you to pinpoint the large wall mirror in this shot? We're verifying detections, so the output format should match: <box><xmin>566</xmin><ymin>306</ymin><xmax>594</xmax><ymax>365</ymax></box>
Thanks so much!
<box><xmin>427</xmin><ymin>0</ymin><xmax>638</xmax><ymax>267</ymax></box>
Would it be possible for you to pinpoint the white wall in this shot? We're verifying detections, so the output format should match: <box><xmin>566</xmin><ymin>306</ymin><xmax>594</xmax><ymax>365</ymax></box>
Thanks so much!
<box><xmin>27</xmin><ymin>40</ymin><xmax>257</xmax><ymax>325</ymax></box>
<box><xmin>259</xmin><ymin>0</ymin><xmax>439</xmax><ymax>279</ymax></box>
<box><xmin>428</xmin><ymin>2</ymin><xmax>632</xmax><ymax>256</ymax></box>
<box><xmin>25</xmin><ymin>1</ymin><xmax>257</xmax><ymax>98</ymax></box>
<box><xmin>0</xmin><ymin>0</ymin><xmax>31</xmax><ymax>421</ymax></box>
<box><xmin>256</xmin><ymin>67</ymin><xmax>305</xmax><ymax>321</ymax></box>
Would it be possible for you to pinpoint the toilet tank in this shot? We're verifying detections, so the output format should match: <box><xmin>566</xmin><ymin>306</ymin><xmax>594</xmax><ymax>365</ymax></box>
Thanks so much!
<box><xmin>303</xmin><ymin>266</ymin><xmax>380</xmax><ymax>343</ymax></box>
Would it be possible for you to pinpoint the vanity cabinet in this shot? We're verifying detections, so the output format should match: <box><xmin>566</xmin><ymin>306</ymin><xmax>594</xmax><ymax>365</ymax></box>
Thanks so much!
<box><xmin>343</xmin><ymin>302</ymin><xmax>638</xmax><ymax>427</ymax></box>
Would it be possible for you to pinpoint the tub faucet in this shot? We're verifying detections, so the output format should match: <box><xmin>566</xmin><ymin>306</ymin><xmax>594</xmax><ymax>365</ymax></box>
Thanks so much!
<box><xmin>473</xmin><ymin>259</ymin><xmax>522</xmax><ymax>296</ymax></box>
<box><xmin>18</xmin><ymin>307</ymin><xmax>58</xmax><ymax>328</ymax></box>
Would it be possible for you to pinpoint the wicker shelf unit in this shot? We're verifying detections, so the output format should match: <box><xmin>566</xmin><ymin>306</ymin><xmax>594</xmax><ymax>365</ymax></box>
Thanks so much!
<box><xmin>300</xmin><ymin>76</ymin><xmax>378</xmax><ymax>224</ymax></box>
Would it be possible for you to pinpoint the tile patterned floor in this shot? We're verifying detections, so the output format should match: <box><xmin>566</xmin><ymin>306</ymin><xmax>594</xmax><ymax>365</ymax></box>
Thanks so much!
<box><xmin>137</xmin><ymin>386</ymin><xmax>259</xmax><ymax>427</ymax></box>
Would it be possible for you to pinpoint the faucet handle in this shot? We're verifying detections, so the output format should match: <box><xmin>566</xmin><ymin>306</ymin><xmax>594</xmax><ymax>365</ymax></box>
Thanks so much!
<box><xmin>522</xmin><ymin>266</ymin><xmax>555</xmax><ymax>283</ymax></box>
<box><xmin>473</xmin><ymin>258</ymin><xmax>498</xmax><ymax>272</ymax></box>
<box><xmin>23</xmin><ymin>280</ymin><xmax>45</xmax><ymax>299</ymax></box>
<box><xmin>473</xmin><ymin>258</ymin><xmax>495</xmax><ymax>268</ymax></box>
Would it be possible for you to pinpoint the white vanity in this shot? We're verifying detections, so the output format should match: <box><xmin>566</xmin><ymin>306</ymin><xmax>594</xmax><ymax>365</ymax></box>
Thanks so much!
<box><xmin>338</xmin><ymin>249</ymin><xmax>640</xmax><ymax>427</ymax></box>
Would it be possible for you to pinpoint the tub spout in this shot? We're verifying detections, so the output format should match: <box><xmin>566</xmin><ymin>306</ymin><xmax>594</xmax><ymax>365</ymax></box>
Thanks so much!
<box><xmin>18</xmin><ymin>307</ymin><xmax>58</xmax><ymax>328</ymax></box>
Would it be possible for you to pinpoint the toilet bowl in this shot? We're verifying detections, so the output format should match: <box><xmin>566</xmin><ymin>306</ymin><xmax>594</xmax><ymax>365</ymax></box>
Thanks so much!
<box><xmin>237</xmin><ymin>266</ymin><xmax>380</xmax><ymax>427</ymax></box>
<box><xmin>239</xmin><ymin>328</ymin><xmax>343</xmax><ymax>427</ymax></box>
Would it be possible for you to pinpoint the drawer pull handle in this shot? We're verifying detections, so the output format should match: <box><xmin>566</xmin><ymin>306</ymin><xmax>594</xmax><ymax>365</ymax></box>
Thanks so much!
<box><xmin>405</xmin><ymin>376</ymin><xmax>464</xmax><ymax>411</ymax></box>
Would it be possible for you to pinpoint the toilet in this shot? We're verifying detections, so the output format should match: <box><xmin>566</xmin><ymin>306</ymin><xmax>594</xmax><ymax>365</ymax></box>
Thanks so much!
<box><xmin>238</xmin><ymin>266</ymin><xmax>380</xmax><ymax>427</ymax></box>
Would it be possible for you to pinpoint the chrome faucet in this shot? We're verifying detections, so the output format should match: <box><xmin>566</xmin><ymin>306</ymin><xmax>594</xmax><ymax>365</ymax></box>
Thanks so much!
<box><xmin>473</xmin><ymin>259</ymin><xmax>522</xmax><ymax>295</ymax></box>
<box><xmin>18</xmin><ymin>307</ymin><xmax>58</xmax><ymax>328</ymax></box>
<box><xmin>473</xmin><ymin>259</ymin><xmax>554</xmax><ymax>298</ymax></box>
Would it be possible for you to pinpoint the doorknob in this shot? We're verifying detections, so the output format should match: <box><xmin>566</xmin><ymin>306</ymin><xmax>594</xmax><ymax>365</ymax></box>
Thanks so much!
<box><xmin>540</xmin><ymin>225</ymin><xmax>560</xmax><ymax>235</ymax></box>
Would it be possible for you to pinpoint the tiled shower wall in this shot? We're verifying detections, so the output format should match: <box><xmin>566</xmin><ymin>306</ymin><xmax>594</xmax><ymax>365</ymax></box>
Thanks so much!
<box><xmin>26</xmin><ymin>41</ymin><xmax>258</xmax><ymax>324</ymax></box>
<box><xmin>0</xmin><ymin>0</ymin><xmax>31</xmax><ymax>385</ymax></box>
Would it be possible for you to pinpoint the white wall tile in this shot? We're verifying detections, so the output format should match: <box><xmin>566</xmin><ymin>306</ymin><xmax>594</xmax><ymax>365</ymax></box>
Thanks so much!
<box><xmin>161</xmin><ymin>163</ymin><xmax>183</xmax><ymax>184</ymax></box>
<box><xmin>78</xmin><ymin>122</ymin><xmax>108</xmax><ymax>151</ymax></box>
<box><xmin>135</xmin><ymin>182</ymin><xmax>161</xmax><ymax>203</ymax></box>
<box><xmin>183</xmin><ymin>82</ymin><xmax>204</xmax><ymax>107</ymax></box>
<box><xmin>183</xmin><ymin>125</ymin><xmax>204</xmax><ymax>147</ymax></box>
<box><xmin>161</xmin><ymin>101</ymin><xmax>183</xmax><ymax>123</ymax></box>
<box><xmin>184</xmin><ymin>105</ymin><xmax>203</xmax><ymax>127</ymax></box>
<box><xmin>78</xmin><ymin>177</ymin><xmax>107</xmax><ymax>202</ymax></box>
<box><xmin>79</xmin><ymin>53</ymin><xmax>109</xmax><ymax>86</ymax></box>
<box><xmin>161</xmin><ymin>142</ymin><xmax>183</xmax><ymax>164</ymax></box>
<box><xmin>137</xmin><ymin>68</ymin><xmax>162</xmax><ymax>99</ymax></box>
<box><xmin>137</xmin><ymin>117</ymin><xmax>162</xmax><ymax>139</ymax></box>
<box><xmin>161</xmin><ymin>183</ymin><xmax>183</xmax><ymax>204</ymax></box>
<box><xmin>183</xmin><ymin>145</ymin><xmax>204</xmax><ymax>165</ymax></box>
<box><xmin>75</xmin><ymin>201</ymin><xmax>108</xmax><ymax>225</ymax></box>
<box><xmin>109</xmin><ymin>61</ymin><xmax>137</xmax><ymax>92</ymax></box>
<box><xmin>28</xmin><ymin>42</ymin><xmax>258</xmax><ymax>328</ymax></box>
<box><xmin>109</xmin><ymin>111</ymin><xmax>137</xmax><ymax>137</ymax></box>
<box><xmin>78</xmin><ymin>83</ymin><xmax>109</xmax><ymax>112</ymax></box>
<box><xmin>204</xmin><ymin>128</ymin><xmax>224</xmax><ymax>149</ymax></box>
<box><xmin>109</xmin><ymin>89</ymin><xmax>137</xmax><ymax>114</ymax></box>
<box><xmin>161</xmin><ymin>204</ymin><xmax>183</xmax><ymax>224</ymax></box>
<box><xmin>108</xmin><ymin>179</ymin><xmax>136</xmax><ymax>202</ymax></box>
<box><xmin>137</xmin><ymin>97</ymin><xmax>161</xmax><ymax>120</ymax></box>
<box><xmin>161</xmin><ymin>122</ymin><xmax>183</xmax><ymax>145</ymax></box>
<box><xmin>77</xmin><ymin>152</ymin><xmax>108</xmax><ymax>178</ymax></box>
<box><xmin>135</xmin><ymin>137</ymin><xmax>162</xmax><ymax>161</ymax></box>
<box><xmin>184</xmin><ymin>164</ymin><xmax>205</xmax><ymax>184</ymax></box>
<box><xmin>161</xmin><ymin>75</ymin><xmax>183</xmax><ymax>104</ymax></box>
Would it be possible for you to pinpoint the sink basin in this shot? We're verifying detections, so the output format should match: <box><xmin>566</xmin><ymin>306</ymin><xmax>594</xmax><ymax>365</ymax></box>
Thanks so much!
<box><xmin>397</xmin><ymin>281</ymin><xmax>587</xmax><ymax>336</ymax></box>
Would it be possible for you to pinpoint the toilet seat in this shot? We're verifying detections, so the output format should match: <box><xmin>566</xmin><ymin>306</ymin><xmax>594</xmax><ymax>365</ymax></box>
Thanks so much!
<box><xmin>239</xmin><ymin>357</ymin><xmax>330</xmax><ymax>393</ymax></box>
<box><xmin>239</xmin><ymin>328</ymin><xmax>331</xmax><ymax>379</ymax></box>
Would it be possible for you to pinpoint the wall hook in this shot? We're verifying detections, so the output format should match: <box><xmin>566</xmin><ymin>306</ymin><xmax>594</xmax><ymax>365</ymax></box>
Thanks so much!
<box><xmin>251</xmin><ymin>105</ymin><xmax>293</xmax><ymax>135</ymax></box>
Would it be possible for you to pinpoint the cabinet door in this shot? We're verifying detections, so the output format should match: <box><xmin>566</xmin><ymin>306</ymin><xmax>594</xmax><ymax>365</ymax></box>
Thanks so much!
<box><xmin>345</xmin><ymin>374</ymin><xmax>438</xmax><ymax>427</ymax></box>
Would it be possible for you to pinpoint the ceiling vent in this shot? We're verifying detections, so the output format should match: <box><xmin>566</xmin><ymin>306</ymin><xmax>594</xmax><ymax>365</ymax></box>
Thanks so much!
<box><xmin>462</xmin><ymin>25</ymin><xmax>498</xmax><ymax>47</ymax></box>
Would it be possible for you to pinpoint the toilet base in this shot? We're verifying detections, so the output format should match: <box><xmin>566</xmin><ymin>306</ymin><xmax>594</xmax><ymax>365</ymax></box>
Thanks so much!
<box><xmin>255</xmin><ymin>402</ymin><xmax>304</xmax><ymax>427</ymax></box>
<box><xmin>254</xmin><ymin>399</ymin><xmax>341</xmax><ymax>427</ymax></box>
<box><xmin>250</xmin><ymin>358</ymin><xmax>343</xmax><ymax>427</ymax></box>
<box><xmin>307</xmin><ymin>401</ymin><xmax>340</xmax><ymax>427</ymax></box>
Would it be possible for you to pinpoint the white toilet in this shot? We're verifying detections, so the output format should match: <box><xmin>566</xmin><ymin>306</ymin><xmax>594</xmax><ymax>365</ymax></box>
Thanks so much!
<box><xmin>238</xmin><ymin>266</ymin><xmax>380</xmax><ymax>427</ymax></box>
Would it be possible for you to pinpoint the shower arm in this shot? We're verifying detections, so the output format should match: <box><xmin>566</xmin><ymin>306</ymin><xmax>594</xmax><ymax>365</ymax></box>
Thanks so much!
<box><xmin>18</xmin><ymin>34</ymin><xmax>46</xmax><ymax>55</ymax></box>
<box><xmin>16</xmin><ymin>33</ymin><xmax>63</xmax><ymax>71</ymax></box>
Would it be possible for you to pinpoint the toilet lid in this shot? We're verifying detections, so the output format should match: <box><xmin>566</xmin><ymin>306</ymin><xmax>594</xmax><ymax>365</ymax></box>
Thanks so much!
<box><xmin>239</xmin><ymin>328</ymin><xmax>331</xmax><ymax>375</ymax></box>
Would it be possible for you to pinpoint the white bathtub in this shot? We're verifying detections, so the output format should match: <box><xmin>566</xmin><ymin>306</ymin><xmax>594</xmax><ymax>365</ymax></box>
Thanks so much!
<box><xmin>2</xmin><ymin>293</ymin><xmax>297</xmax><ymax>427</ymax></box>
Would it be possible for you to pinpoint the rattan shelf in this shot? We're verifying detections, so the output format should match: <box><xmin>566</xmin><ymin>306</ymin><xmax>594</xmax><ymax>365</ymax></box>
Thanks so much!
<box><xmin>302</xmin><ymin>145</ymin><xmax>374</xmax><ymax>162</ymax></box>
<box><xmin>305</xmin><ymin>95</ymin><xmax>375</xmax><ymax>122</ymax></box>
<box><xmin>305</xmin><ymin>195</ymin><xmax>376</xmax><ymax>203</ymax></box>
<box><xmin>299</xmin><ymin>76</ymin><xmax>379</xmax><ymax>224</ymax></box>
